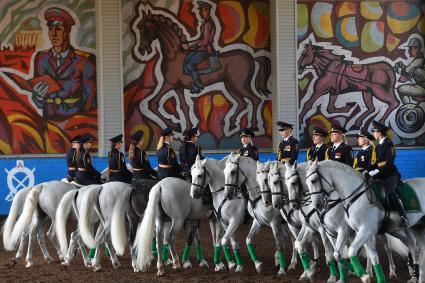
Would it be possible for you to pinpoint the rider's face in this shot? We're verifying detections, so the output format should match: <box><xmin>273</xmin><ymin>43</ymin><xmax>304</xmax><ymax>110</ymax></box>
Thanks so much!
<box><xmin>357</xmin><ymin>136</ymin><xmax>368</xmax><ymax>147</ymax></box>
<box><xmin>279</xmin><ymin>129</ymin><xmax>291</xmax><ymax>139</ymax></box>
<box><xmin>409</xmin><ymin>47</ymin><xmax>419</xmax><ymax>57</ymax></box>
<box><xmin>312</xmin><ymin>134</ymin><xmax>323</xmax><ymax>145</ymax></box>
<box><xmin>48</xmin><ymin>24</ymin><xmax>70</xmax><ymax>49</ymax></box>
<box><xmin>200</xmin><ymin>7</ymin><xmax>210</xmax><ymax>19</ymax></box>
<box><xmin>330</xmin><ymin>132</ymin><xmax>342</xmax><ymax>143</ymax></box>
<box><xmin>241</xmin><ymin>136</ymin><xmax>251</xmax><ymax>145</ymax></box>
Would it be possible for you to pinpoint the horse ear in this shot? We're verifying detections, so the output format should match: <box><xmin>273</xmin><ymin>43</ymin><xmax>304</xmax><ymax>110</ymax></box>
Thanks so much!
<box><xmin>285</xmin><ymin>162</ymin><xmax>291</xmax><ymax>169</ymax></box>
<box><xmin>293</xmin><ymin>161</ymin><xmax>298</xmax><ymax>169</ymax></box>
<box><xmin>196</xmin><ymin>154</ymin><xmax>201</xmax><ymax>162</ymax></box>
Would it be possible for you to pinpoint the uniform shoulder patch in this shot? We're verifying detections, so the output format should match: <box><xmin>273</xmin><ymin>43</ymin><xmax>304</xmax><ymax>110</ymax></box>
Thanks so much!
<box><xmin>74</xmin><ymin>49</ymin><xmax>92</xmax><ymax>58</ymax></box>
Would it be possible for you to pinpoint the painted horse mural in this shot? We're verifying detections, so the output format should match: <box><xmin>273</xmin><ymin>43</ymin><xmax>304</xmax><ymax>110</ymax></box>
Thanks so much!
<box><xmin>131</xmin><ymin>3</ymin><xmax>271</xmax><ymax>134</ymax></box>
<box><xmin>298</xmin><ymin>40</ymin><xmax>399</xmax><ymax>130</ymax></box>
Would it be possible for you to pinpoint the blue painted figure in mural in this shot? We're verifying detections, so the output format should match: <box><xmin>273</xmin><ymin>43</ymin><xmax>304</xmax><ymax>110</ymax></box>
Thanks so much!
<box><xmin>31</xmin><ymin>7</ymin><xmax>96</xmax><ymax>121</ymax></box>
<box><xmin>181</xmin><ymin>1</ymin><xmax>220</xmax><ymax>94</ymax></box>
<box><xmin>395</xmin><ymin>36</ymin><xmax>425</xmax><ymax>98</ymax></box>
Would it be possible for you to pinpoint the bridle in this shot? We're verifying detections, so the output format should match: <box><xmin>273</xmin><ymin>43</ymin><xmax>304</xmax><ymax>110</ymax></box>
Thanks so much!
<box><xmin>269</xmin><ymin>168</ymin><xmax>289</xmax><ymax>207</ymax></box>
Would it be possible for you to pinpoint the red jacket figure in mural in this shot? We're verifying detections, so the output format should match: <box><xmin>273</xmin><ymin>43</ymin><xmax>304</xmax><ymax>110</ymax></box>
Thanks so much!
<box><xmin>31</xmin><ymin>7</ymin><xmax>96</xmax><ymax>121</ymax></box>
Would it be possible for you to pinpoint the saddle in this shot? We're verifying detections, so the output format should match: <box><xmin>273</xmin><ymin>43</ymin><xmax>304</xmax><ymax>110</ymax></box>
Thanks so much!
<box><xmin>367</xmin><ymin>179</ymin><xmax>421</xmax><ymax>213</ymax></box>
<box><xmin>197</xmin><ymin>52</ymin><xmax>222</xmax><ymax>75</ymax></box>
<box><xmin>345</xmin><ymin>64</ymin><xmax>368</xmax><ymax>82</ymax></box>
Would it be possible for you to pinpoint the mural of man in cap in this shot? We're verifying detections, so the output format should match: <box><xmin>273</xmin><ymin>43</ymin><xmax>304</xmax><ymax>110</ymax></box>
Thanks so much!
<box><xmin>181</xmin><ymin>0</ymin><xmax>220</xmax><ymax>94</ymax></box>
<box><xmin>31</xmin><ymin>6</ymin><xmax>96</xmax><ymax>121</ymax></box>
<box><xmin>395</xmin><ymin>35</ymin><xmax>425</xmax><ymax>98</ymax></box>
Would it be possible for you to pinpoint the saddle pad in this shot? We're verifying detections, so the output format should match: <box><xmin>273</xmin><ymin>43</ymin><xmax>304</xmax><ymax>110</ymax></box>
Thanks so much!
<box><xmin>345</xmin><ymin>64</ymin><xmax>368</xmax><ymax>81</ymax></box>
<box><xmin>371</xmin><ymin>182</ymin><xmax>421</xmax><ymax>213</ymax></box>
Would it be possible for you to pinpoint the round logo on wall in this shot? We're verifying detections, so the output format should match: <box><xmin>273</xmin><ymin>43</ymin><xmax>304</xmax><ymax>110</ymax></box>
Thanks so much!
<box><xmin>4</xmin><ymin>160</ymin><xmax>36</xmax><ymax>202</ymax></box>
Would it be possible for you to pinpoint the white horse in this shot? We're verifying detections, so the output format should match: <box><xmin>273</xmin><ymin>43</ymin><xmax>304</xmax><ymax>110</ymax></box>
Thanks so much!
<box><xmin>190</xmin><ymin>156</ymin><xmax>246</xmax><ymax>272</ymax></box>
<box><xmin>285</xmin><ymin>162</ymin><xmax>409</xmax><ymax>282</ymax></box>
<box><xmin>78</xmin><ymin>181</ymin><xmax>130</xmax><ymax>271</ymax></box>
<box><xmin>134</xmin><ymin>177</ymin><xmax>220</xmax><ymax>276</ymax></box>
<box><xmin>261</xmin><ymin>161</ymin><xmax>322</xmax><ymax>280</ymax></box>
<box><xmin>4</xmin><ymin>181</ymin><xmax>77</xmax><ymax>267</ymax></box>
<box><xmin>305</xmin><ymin>160</ymin><xmax>424</xmax><ymax>283</ymax></box>
<box><xmin>55</xmin><ymin>185</ymin><xmax>101</xmax><ymax>268</ymax></box>
<box><xmin>223</xmin><ymin>153</ymin><xmax>287</xmax><ymax>276</ymax></box>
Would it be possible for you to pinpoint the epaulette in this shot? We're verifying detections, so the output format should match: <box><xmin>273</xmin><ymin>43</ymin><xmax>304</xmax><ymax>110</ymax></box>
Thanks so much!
<box><xmin>74</xmin><ymin>49</ymin><xmax>92</xmax><ymax>58</ymax></box>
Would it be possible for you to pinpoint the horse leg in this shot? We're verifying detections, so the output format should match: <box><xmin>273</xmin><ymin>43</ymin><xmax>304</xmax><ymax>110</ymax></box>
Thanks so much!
<box><xmin>91</xmin><ymin>225</ymin><xmax>104</xmax><ymax>272</ymax></box>
<box><xmin>370</xmin><ymin>85</ymin><xmax>400</xmax><ymax>123</ymax></box>
<box><xmin>348</xmin><ymin>228</ymin><xmax>375</xmax><ymax>283</ymax></box>
<box><xmin>271</xmin><ymin>220</ymin><xmax>286</xmax><ymax>276</ymax></box>
<box><xmin>156</xmin><ymin>220</ymin><xmax>165</xmax><ymax>276</ymax></box>
<box><xmin>363</xmin><ymin>237</ymin><xmax>387</xmax><ymax>283</ymax></box>
<box><xmin>167</xmin><ymin>219</ymin><xmax>184</xmax><ymax>270</ymax></box>
<box><xmin>46</xmin><ymin>220</ymin><xmax>63</xmax><ymax>261</ymax></box>
<box><xmin>75</xmin><ymin>231</ymin><xmax>91</xmax><ymax>267</ymax></box>
<box><xmin>299</xmin><ymin>80</ymin><xmax>329</xmax><ymax>123</ymax></box>
<box><xmin>104</xmin><ymin>233</ymin><xmax>121</xmax><ymax>269</ymax></box>
<box><xmin>244</xmin><ymin>219</ymin><xmax>263</xmax><ymax>273</ymax></box>
<box><xmin>380</xmin><ymin>234</ymin><xmax>397</xmax><ymax>279</ymax></box>
<box><xmin>326</xmin><ymin>94</ymin><xmax>356</xmax><ymax>114</ymax></box>
<box><xmin>209</xmin><ymin>219</ymin><xmax>224</xmax><ymax>271</ymax></box>
<box><xmin>181</xmin><ymin>220</ymin><xmax>196</xmax><ymax>268</ymax></box>
<box><xmin>353</xmin><ymin>91</ymin><xmax>375</xmax><ymax>128</ymax></box>
<box><xmin>127</xmin><ymin>211</ymin><xmax>140</xmax><ymax>271</ymax></box>
<box><xmin>317</xmin><ymin>227</ymin><xmax>336</xmax><ymax>283</ymax></box>
<box><xmin>222</xmin><ymin>81</ymin><xmax>249</xmax><ymax>133</ymax></box>
<box><xmin>408</xmin><ymin>226</ymin><xmax>425</xmax><ymax>283</ymax></box>
<box><xmin>332</xmin><ymin>226</ymin><xmax>352</xmax><ymax>283</ymax></box>
<box><xmin>287</xmin><ymin>225</ymin><xmax>300</xmax><ymax>270</ymax></box>
<box><xmin>193</xmin><ymin>221</ymin><xmax>209</xmax><ymax>268</ymax></box>
<box><xmin>25</xmin><ymin>218</ymin><xmax>41</xmax><ymax>267</ymax></box>
<box><xmin>37</xmin><ymin>219</ymin><xmax>54</xmax><ymax>264</ymax></box>
<box><xmin>14</xmin><ymin>228</ymin><xmax>29</xmax><ymax>264</ymax></box>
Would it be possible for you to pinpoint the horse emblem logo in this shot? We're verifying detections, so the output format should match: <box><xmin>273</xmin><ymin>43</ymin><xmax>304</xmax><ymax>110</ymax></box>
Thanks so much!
<box><xmin>4</xmin><ymin>160</ymin><xmax>36</xmax><ymax>201</ymax></box>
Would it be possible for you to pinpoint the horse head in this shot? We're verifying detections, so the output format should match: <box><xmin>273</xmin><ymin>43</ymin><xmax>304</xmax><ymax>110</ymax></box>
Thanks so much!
<box><xmin>256</xmin><ymin>161</ymin><xmax>272</xmax><ymax>207</ymax></box>
<box><xmin>190</xmin><ymin>155</ymin><xmax>208</xmax><ymax>199</ymax></box>
<box><xmin>305</xmin><ymin>159</ymin><xmax>326</xmax><ymax>210</ymax></box>
<box><xmin>269</xmin><ymin>161</ymin><xmax>286</xmax><ymax>209</ymax></box>
<box><xmin>284</xmin><ymin>161</ymin><xmax>303</xmax><ymax>210</ymax></box>
<box><xmin>298</xmin><ymin>40</ymin><xmax>315</xmax><ymax>75</ymax></box>
<box><xmin>224</xmin><ymin>153</ymin><xmax>242</xmax><ymax>200</ymax></box>
<box><xmin>136</xmin><ymin>11</ymin><xmax>156</xmax><ymax>56</ymax></box>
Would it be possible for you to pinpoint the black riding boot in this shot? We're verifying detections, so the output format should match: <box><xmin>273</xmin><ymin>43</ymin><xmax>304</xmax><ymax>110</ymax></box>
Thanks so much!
<box><xmin>389</xmin><ymin>193</ymin><xmax>408</xmax><ymax>228</ymax></box>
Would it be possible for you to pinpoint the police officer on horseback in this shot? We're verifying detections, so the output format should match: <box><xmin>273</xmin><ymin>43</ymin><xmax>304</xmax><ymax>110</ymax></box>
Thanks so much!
<box><xmin>369</xmin><ymin>121</ymin><xmax>408</xmax><ymax>228</ymax></box>
<box><xmin>238</xmin><ymin>128</ymin><xmax>259</xmax><ymax>161</ymax></box>
<box><xmin>75</xmin><ymin>134</ymin><xmax>102</xmax><ymax>185</ymax></box>
<box><xmin>325</xmin><ymin>124</ymin><xmax>353</xmax><ymax>166</ymax></box>
<box><xmin>108</xmin><ymin>134</ymin><xmax>132</xmax><ymax>183</ymax></box>
<box><xmin>156</xmin><ymin>128</ymin><xmax>182</xmax><ymax>180</ymax></box>
<box><xmin>65</xmin><ymin>135</ymin><xmax>80</xmax><ymax>182</ymax></box>
<box><xmin>306</xmin><ymin>127</ymin><xmax>327</xmax><ymax>161</ymax></box>
<box><xmin>128</xmin><ymin>131</ymin><xmax>157</xmax><ymax>181</ymax></box>
<box><xmin>277</xmin><ymin>121</ymin><xmax>299</xmax><ymax>165</ymax></box>
<box><xmin>179</xmin><ymin>127</ymin><xmax>204</xmax><ymax>181</ymax></box>
<box><xmin>353</xmin><ymin>128</ymin><xmax>377</xmax><ymax>173</ymax></box>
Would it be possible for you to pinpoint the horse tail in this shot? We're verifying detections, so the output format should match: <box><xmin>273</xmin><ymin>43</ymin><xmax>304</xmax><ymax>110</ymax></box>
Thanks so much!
<box><xmin>56</xmin><ymin>189</ymin><xmax>78</xmax><ymax>257</ymax></box>
<box><xmin>2</xmin><ymin>187</ymin><xmax>31</xmax><ymax>250</ymax></box>
<box><xmin>135</xmin><ymin>184</ymin><xmax>161</xmax><ymax>272</ymax></box>
<box><xmin>79</xmin><ymin>185</ymin><xmax>102</xmax><ymax>248</ymax></box>
<box><xmin>8</xmin><ymin>184</ymin><xmax>43</xmax><ymax>251</ymax></box>
<box><xmin>111</xmin><ymin>188</ymin><xmax>131</xmax><ymax>256</ymax></box>
<box><xmin>384</xmin><ymin>233</ymin><xmax>408</xmax><ymax>258</ymax></box>
<box><xmin>255</xmin><ymin>56</ymin><xmax>271</xmax><ymax>97</ymax></box>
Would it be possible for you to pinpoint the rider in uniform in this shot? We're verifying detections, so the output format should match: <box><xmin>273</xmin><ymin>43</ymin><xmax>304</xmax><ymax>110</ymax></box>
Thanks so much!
<box><xmin>108</xmin><ymin>134</ymin><xmax>132</xmax><ymax>183</ymax></box>
<box><xmin>277</xmin><ymin>121</ymin><xmax>299</xmax><ymax>165</ymax></box>
<box><xmin>369</xmin><ymin>121</ymin><xmax>408</xmax><ymax>228</ymax></box>
<box><xmin>325</xmin><ymin>124</ymin><xmax>353</xmax><ymax>166</ymax></box>
<box><xmin>179</xmin><ymin>127</ymin><xmax>204</xmax><ymax>181</ymax></box>
<box><xmin>353</xmin><ymin>128</ymin><xmax>377</xmax><ymax>173</ymax></box>
<box><xmin>156</xmin><ymin>128</ymin><xmax>182</xmax><ymax>180</ymax></box>
<box><xmin>65</xmin><ymin>135</ymin><xmax>80</xmax><ymax>182</ymax></box>
<box><xmin>76</xmin><ymin>134</ymin><xmax>102</xmax><ymax>185</ymax></box>
<box><xmin>238</xmin><ymin>128</ymin><xmax>259</xmax><ymax>161</ymax></box>
<box><xmin>306</xmin><ymin>127</ymin><xmax>327</xmax><ymax>161</ymax></box>
<box><xmin>128</xmin><ymin>131</ymin><xmax>157</xmax><ymax>181</ymax></box>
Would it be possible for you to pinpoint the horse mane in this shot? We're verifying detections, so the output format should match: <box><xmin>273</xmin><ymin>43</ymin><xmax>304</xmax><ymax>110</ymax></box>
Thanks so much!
<box><xmin>144</xmin><ymin>13</ymin><xmax>186</xmax><ymax>43</ymax></box>
<box><xmin>314</xmin><ymin>47</ymin><xmax>344</xmax><ymax>62</ymax></box>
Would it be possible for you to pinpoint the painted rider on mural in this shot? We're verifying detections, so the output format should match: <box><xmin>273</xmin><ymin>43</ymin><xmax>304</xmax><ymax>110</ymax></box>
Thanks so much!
<box><xmin>395</xmin><ymin>36</ymin><xmax>425</xmax><ymax>99</ymax></box>
<box><xmin>181</xmin><ymin>1</ymin><xmax>217</xmax><ymax>94</ymax></box>
<box><xmin>306</xmin><ymin>126</ymin><xmax>327</xmax><ymax>162</ymax></box>
<box><xmin>31</xmin><ymin>7</ymin><xmax>96</xmax><ymax>121</ymax></box>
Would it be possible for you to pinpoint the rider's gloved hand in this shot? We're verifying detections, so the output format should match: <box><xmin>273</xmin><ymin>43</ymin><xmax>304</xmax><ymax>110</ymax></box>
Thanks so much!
<box><xmin>32</xmin><ymin>81</ymin><xmax>50</xmax><ymax>103</ymax></box>
<box><xmin>368</xmin><ymin>169</ymin><xmax>380</xmax><ymax>177</ymax></box>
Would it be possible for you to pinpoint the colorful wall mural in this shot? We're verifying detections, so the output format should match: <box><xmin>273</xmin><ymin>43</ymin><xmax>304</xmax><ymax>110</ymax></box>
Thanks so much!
<box><xmin>122</xmin><ymin>0</ymin><xmax>272</xmax><ymax>150</ymax></box>
<box><xmin>0</xmin><ymin>0</ymin><xmax>97</xmax><ymax>154</ymax></box>
<box><xmin>297</xmin><ymin>1</ymin><xmax>425</xmax><ymax>147</ymax></box>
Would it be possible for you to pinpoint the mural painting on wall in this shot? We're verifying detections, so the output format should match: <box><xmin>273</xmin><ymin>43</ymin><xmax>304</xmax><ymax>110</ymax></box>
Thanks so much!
<box><xmin>122</xmin><ymin>0</ymin><xmax>272</xmax><ymax>150</ymax></box>
<box><xmin>297</xmin><ymin>1</ymin><xmax>425</xmax><ymax>147</ymax></box>
<box><xmin>0</xmin><ymin>1</ymin><xmax>97</xmax><ymax>154</ymax></box>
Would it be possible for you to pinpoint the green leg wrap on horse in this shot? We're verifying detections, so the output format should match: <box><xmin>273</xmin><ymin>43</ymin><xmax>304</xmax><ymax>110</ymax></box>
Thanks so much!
<box><xmin>104</xmin><ymin>244</ymin><xmax>110</xmax><ymax>257</ymax></box>
<box><xmin>195</xmin><ymin>244</ymin><xmax>204</xmax><ymax>261</ymax></box>
<box><xmin>350</xmin><ymin>255</ymin><xmax>365</xmax><ymax>277</ymax></box>
<box><xmin>338</xmin><ymin>259</ymin><xmax>348</xmax><ymax>281</ymax></box>
<box><xmin>182</xmin><ymin>244</ymin><xmax>191</xmax><ymax>262</ymax></box>
<box><xmin>213</xmin><ymin>246</ymin><xmax>222</xmax><ymax>264</ymax></box>
<box><xmin>278</xmin><ymin>251</ymin><xmax>286</xmax><ymax>269</ymax></box>
<box><xmin>89</xmin><ymin>248</ymin><xmax>95</xmax><ymax>259</ymax></box>
<box><xmin>327</xmin><ymin>259</ymin><xmax>337</xmax><ymax>277</ymax></box>
<box><xmin>247</xmin><ymin>243</ymin><xmax>258</xmax><ymax>261</ymax></box>
<box><xmin>233</xmin><ymin>249</ymin><xmax>243</xmax><ymax>266</ymax></box>
<box><xmin>299</xmin><ymin>251</ymin><xmax>310</xmax><ymax>270</ymax></box>
<box><xmin>222</xmin><ymin>245</ymin><xmax>233</xmax><ymax>262</ymax></box>
<box><xmin>373</xmin><ymin>264</ymin><xmax>386</xmax><ymax>283</ymax></box>
<box><xmin>340</xmin><ymin>258</ymin><xmax>354</xmax><ymax>272</ymax></box>
<box><xmin>151</xmin><ymin>238</ymin><xmax>157</xmax><ymax>256</ymax></box>
<box><xmin>161</xmin><ymin>244</ymin><xmax>169</xmax><ymax>262</ymax></box>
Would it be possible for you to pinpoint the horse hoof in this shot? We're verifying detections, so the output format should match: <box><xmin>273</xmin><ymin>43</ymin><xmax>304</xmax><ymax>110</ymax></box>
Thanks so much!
<box><xmin>277</xmin><ymin>268</ymin><xmax>286</xmax><ymax>277</ymax></box>
<box><xmin>198</xmin><ymin>259</ymin><xmax>209</xmax><ymax>268</ymax></box>
<box><xmin>173</xmin><ymin>262</ymin><xmax>181</xmax><ymax>269</ymax></box>
<box><xmin>327</xmin><ymin>275</ymin><xmax>337</xmax><ymax>283</ymax></box>
<box><xmin>183</xmin><ymin>261</ymin><xmax>192</xmax><ymax>269</ymax></box>
<box><xmin>215</xmin><ymin>263</ymin><xmax>225</xmax><ymax>272</ymax></box>
<box><xmin>45</xmin><ymin>257</ymin><xmax>54</xmax><ymax>264</ymax></box>
<box><xmin>288</xmin><ymin>262</ymin><xmax>297</xmax><ymax>270</ymax></box>
<box><xmin>157</xmin><ymin>269</ymin><xmax>164</xmax><ymax>276</ymax></box>
<box><xmin>61</xmin><ymin>261</ymin><xmax>70</xmax><ymax>266</ymax></box>
<box><xmin>133</xmin><ymin>267</ymin><xmax>139</xmax><ymax>273</ymax></box>
<box><xmin>228</xmin><ymin>261</ymin><xmax>236</xmax><ymax>271</ymax></box>
<box><xmin>360</xmin><ymin>274</ymin><xmax>371</xmax><ymax>283</ymax></box>
<box><xmin>113</xmin><ymin>261</ymin><xmax>121</xmax><ymax>269</ymax></box>
<box><xmin>254</xmin><ymin>261</ymin><xmax>263</xmax><ymax>273</ymax></box>
<box><xmin>389</xmin><ymin>272</ymin><xmax>397</xmax><ymax>279</ymax></box>
<box><xmin>299</xmin><ymin>271</ymin><xmax>309</xmax><ymax>281</ymax></box>
<box><xmin>10</xmin><ymin>258</ymin><xmax>17</xmax><ymax>266</ymax></box>
<box><xmin>93</xmin><ymin>265</ymin><xmax>102</xmax><ymax>272</ymax></box>
<box><xmin>165</xmin><ymin>258</ymin><xmax>173</xmax><ymax>266</ymax></box>
<box><xmin>25</xmin><ymin>261</ymin><xmax>34</xmax><ymax>268</ymax></box>
<box><xmin>235</xmin><ymin>265</ymin><xmax>243</xmax><ymax>273</ymax></box>
<box><xmin>407</xmin><ymin>277</ymin><xmax>418</xmax><ymax>283</ymax></box>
